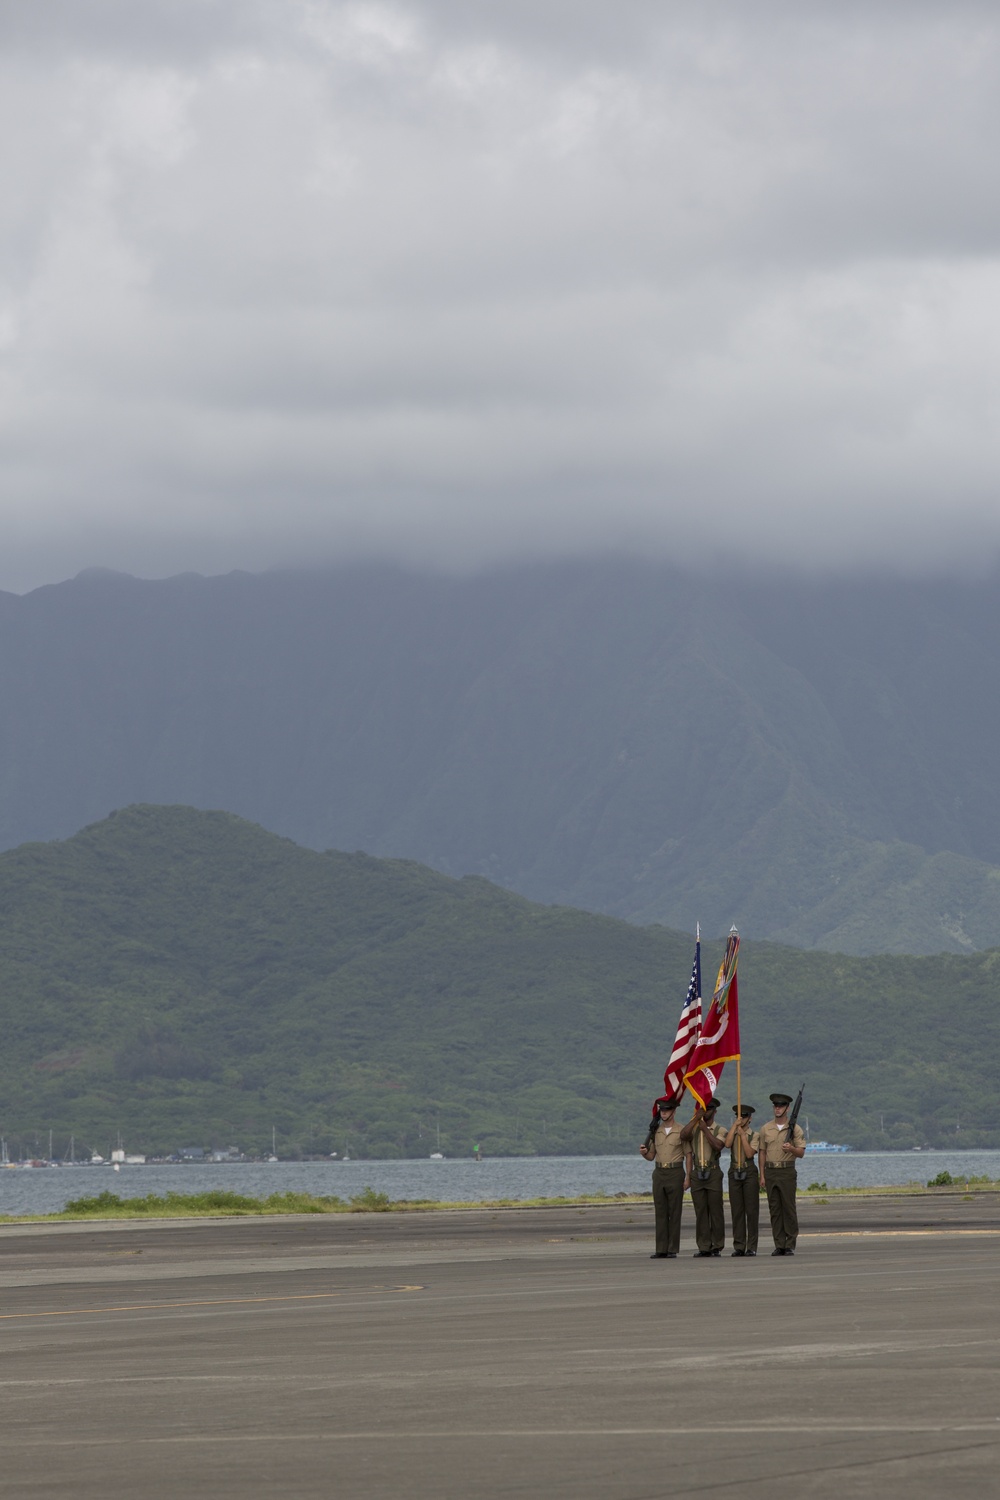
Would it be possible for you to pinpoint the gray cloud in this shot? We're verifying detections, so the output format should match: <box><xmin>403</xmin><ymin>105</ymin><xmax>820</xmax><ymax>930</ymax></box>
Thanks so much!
<box><xmin>2</xmin><ymin>0</ymin><xmax>1000</xmax><ymax>590</ymax></box>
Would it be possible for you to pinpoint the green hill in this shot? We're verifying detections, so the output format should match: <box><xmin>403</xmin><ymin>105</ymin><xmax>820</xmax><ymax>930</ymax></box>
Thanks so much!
<box><xmin>0</xmin><ymin>805</ymin><xmax>997</xmax><ymax>1159</ymax></box>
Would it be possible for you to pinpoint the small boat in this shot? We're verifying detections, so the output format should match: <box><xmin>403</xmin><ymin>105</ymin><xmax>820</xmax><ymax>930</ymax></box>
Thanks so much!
<box><xmin>429</xmin><ymin>1152</ymin><xmax>445</xmax><ymax>1160</ymax></box>
<box><xmin>804</xmin><ymin>1142</ymin><xmax>850</xmax><ymax>1153</ymax></box>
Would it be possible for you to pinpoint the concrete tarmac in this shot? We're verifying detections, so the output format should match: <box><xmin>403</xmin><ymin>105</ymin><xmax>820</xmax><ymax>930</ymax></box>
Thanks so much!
<box><xmin>0</xmin><ymin>1194</ymin><xmax>997</xmax><ymax>1498</ymax></box>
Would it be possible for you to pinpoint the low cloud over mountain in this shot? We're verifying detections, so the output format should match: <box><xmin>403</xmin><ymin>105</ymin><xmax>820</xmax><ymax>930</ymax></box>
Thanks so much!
<box><xmin>3</xmin><ymin>2</ymin><xmax>1000</xmax><ymax>588</ymax></box>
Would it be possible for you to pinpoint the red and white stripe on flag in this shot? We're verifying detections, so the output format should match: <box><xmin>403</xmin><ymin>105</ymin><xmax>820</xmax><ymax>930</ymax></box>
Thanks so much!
<box><xmin>662</xmin><ymin>941</ymin><xmax>702</xmax><ymax>1103</ymax></box>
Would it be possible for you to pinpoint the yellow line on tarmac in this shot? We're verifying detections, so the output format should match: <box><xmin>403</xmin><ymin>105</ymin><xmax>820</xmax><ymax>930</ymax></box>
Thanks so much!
<box><xmin>0</xmin><ymin>1285</ymin><xmax>425</xmax><ymax>1322</ymax></box>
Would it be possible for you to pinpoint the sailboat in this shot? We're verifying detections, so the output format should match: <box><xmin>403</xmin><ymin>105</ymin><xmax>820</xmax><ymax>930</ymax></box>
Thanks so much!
<box><xmin>266</xmin><ymin>1126</ymin><xmax>278</xmax><ymax>1162</ymax></box>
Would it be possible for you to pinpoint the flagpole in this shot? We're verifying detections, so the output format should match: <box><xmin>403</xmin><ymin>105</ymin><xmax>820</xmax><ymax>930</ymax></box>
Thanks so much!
<box><xmin>735</xmin><ymin>1055</ymin><xmax>743</xmax><ymax>1169</ymax></box>
<box><xmin>695</xmin><ymin>922</ymin><xmax>701</xmax><ymax>1120</ymax></box>
<box><xmin>735</xmin><ymin>928</ymin><xmax>742</xmax><ymax>1165</ymax></box>
<box><xmin>694</xmin><ymin>921</ymin><xmax>700</xmax><ymax>1102</ymax></box>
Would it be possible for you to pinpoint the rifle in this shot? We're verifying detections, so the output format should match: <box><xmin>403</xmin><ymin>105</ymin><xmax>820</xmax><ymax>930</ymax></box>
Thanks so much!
<box><xmin>785</xmin><ymin>1083</ymin><xmax>805</xmax><ymax>1155</ymax></box>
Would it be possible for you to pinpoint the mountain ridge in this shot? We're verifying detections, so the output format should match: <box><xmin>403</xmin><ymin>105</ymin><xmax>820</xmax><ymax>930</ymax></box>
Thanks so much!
<box><xmin>2</xmin><ymin>560</ymin><xmax>1000</xmax><ymax>953</ymax></box>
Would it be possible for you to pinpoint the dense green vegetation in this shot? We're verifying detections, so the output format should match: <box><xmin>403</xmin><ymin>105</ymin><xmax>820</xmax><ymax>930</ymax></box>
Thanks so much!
<box><xmin>0</xmin><ymin>805</ymin><xmax>998</xmax><ymax>1159</ymax></box>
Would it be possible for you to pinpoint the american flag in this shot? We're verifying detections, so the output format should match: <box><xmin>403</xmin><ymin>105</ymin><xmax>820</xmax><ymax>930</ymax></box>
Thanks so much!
<box><xmin>684</xmin><ymin>927</ymin><xmax>741</xmax><ymax>1108</ymax></box>
<box><xmin>662</xmin><ymin>933</ymin><xmax>702</xmax><ymax>1101</ymax></box>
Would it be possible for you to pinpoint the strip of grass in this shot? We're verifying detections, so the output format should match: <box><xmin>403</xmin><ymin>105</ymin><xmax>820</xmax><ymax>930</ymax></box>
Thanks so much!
<box><xmin>2</xmin><ymin>1187</ymin><xmax>647</xmax><ymax>1220</ymax></box>
<box><xmin>805</xmin><ymin>1177</ymin><xmax>1000</xmax><ymax>1195</ymax></box>
<box><xmin>56</xmin><ymin>1187</ymin><xmax>384</xmax><ymax>1217</ymax></box>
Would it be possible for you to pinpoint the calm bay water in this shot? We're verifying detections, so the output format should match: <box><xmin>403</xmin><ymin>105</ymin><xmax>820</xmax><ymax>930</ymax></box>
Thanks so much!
<box><xmin>2</xmin><ymin>1149</ymin><xmax>999</xmax><ymax>1217</ymax></box>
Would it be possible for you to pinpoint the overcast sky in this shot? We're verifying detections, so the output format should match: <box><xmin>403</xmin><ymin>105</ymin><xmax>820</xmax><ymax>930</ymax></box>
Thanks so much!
<box><xmin>2</xmin><ymin>0</ymin><xmax>1000</xmax><ymax>591</ymax></box>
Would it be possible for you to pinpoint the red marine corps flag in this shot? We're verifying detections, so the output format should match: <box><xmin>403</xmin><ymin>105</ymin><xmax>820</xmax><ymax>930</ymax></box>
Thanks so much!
<box><xmin>683</xmin><ymin>927</ymin><xmax>740</xmax><ymax>1109</ymax></box>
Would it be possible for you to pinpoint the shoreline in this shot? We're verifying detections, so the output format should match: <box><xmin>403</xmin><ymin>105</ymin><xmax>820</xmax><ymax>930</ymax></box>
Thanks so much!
<box><xmin>6</xmin><ymin>1147</ymin><xmax>1000</xmax><ymax>1164</ymax></box>
<box><xmin>1</xmin><ymin>1180</ymin><xmax>999</xmax><ymax>1224</ymax></box>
